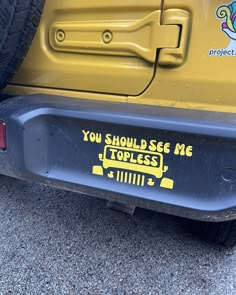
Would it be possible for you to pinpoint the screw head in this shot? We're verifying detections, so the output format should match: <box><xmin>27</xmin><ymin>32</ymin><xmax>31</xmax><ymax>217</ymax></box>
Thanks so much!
<box><xmin>56</xmin><ymin>30</ymin><xmax>66</xmax><ymax>42</ymax></box>
<box><xmin>102</xmin><ymin>30</ymin><xmax>113</xmax><ymax>44</ymax></box>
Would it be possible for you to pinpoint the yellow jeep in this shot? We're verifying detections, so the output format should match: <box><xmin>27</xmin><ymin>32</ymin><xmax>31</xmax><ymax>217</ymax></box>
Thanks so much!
<box><xmin>1</xmin><ymin>0</ymin><xmax>236</xmax><ymax>246</ymax></box>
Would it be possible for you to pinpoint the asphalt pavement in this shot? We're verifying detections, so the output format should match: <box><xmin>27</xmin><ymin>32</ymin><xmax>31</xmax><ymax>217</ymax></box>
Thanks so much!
<box><xmin>0</xmin><ymin>175</ymin><xmax>235</xmax><ymax>295</ymax></box>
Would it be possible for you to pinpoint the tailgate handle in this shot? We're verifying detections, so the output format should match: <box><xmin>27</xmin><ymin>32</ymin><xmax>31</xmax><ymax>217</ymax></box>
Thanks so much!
<box><xmin>49</xmin><ymin>11</ymin><xmax>180</xmax><ymax>63</ymax></box>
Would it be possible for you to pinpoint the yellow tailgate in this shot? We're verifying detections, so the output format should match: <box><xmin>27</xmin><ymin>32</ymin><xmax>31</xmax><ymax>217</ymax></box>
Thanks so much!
<box><xmin>6</xmin><ymin>0</ymin><xmax>236</xmax><ymax>113</ymax></box>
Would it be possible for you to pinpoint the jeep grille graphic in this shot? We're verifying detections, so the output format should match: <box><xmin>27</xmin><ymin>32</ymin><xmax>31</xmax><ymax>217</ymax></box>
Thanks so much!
<box><xmin>116</xmin><ymin>171</ymin><xmax>145</xmax><ymax>186</ymax></box>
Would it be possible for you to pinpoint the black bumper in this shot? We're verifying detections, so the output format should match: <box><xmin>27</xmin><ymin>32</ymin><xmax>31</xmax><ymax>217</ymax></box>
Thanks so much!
<box><xmin>1</xmin><ymin>94</ymin><xmax>236</xmax><ymax>221</ymax></box>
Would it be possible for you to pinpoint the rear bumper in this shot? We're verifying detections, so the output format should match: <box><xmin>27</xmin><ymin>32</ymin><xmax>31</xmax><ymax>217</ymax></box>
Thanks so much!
<box><xmin>1</xmin><ymin>94</ymin><xmax>236</xmax><ymax>221</ymax></box>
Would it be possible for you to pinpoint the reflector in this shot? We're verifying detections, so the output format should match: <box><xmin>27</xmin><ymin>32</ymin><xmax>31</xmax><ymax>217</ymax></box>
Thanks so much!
<box><xmin>0</xmin><ymin>122</ymin><xmax>6</xmax><ymax>150</ymax></box>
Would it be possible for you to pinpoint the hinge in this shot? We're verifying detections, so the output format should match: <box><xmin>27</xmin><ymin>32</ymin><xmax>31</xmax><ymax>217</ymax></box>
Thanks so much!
<box><xmin>159</xmin><ymin>9</ymin><xmax>191</xmax><ymax>66</ymax></box>
<box><xmin>49</xmin><ymin>11</ymin><xmax>181</xmax><ymax>64</ymax></box>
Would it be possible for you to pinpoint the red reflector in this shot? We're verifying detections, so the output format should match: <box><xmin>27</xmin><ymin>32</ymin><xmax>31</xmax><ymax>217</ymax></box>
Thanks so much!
<box><xmin>0</xmin><ymin>122</ymin><xmax>6</xmax><ymax>150</ymax></box>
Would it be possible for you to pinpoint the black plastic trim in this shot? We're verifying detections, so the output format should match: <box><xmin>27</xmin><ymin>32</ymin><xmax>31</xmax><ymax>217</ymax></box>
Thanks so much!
<box><xmin>0</xmin><ymin>94</ymin><xmax>235</xmax><ymax>222</ymax></box>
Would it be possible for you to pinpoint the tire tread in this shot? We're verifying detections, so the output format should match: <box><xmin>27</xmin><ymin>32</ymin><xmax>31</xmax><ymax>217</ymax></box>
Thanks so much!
<box><xmin>0</xmin><ymin>0</ymin><xmax>45</xmax><ymax>88</ymax></box>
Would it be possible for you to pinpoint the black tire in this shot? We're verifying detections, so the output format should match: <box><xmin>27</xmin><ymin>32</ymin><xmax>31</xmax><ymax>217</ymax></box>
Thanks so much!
<box><xmin>0</xmin><ymin>0</ymin><xmax>45</xmax><ymax>89</ymax></box>
<box><xmin>192</xmin><ymin>220</ymin><xmax>236</xmax><ymax>247</ymax></box>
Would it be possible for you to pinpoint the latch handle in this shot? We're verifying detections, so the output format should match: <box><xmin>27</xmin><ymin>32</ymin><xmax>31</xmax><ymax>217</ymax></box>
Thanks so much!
<box><xmin>158</xmin><ymin>9</ymin><xmax>191</xmax><ymax>66</ymax></box>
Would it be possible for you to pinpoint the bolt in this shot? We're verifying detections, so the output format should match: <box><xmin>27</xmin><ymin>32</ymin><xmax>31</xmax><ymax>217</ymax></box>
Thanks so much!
<box><xmin>102</xmin><ymin>30</ymin><xmax>113</xmax><ymax>44</ymax></box>
<box><xmin>56</xmin><ymin>30</ymin><xmax>66</xmax><ymax>42</ymax></box>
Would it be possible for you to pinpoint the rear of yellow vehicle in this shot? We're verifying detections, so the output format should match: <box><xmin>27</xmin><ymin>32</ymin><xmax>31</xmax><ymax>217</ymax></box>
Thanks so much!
<box><xmin>1</xmin><ymin>0</ymin><xmax>236</xmax><ymax>246</ymax></box>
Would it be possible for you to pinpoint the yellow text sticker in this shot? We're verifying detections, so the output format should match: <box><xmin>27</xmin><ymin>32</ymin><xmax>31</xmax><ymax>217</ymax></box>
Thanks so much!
<box><xmin>82</xmin><ymin>130</ymin><xmax>193</xmax><ymax>190</ymax></box>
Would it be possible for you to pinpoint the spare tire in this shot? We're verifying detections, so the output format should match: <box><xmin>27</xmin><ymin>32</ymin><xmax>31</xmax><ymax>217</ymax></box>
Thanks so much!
<box><xmin>0</xmin><ymin>0</ymin><xmax>45</xmax><ymax>89</ymax></box>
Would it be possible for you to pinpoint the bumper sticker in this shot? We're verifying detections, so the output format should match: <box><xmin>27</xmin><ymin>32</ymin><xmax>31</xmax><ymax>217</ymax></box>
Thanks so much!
<box><xmin>82</xmin><ymin>130</ymin><xmax>193</xmax><ymax>191</ymax></box>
